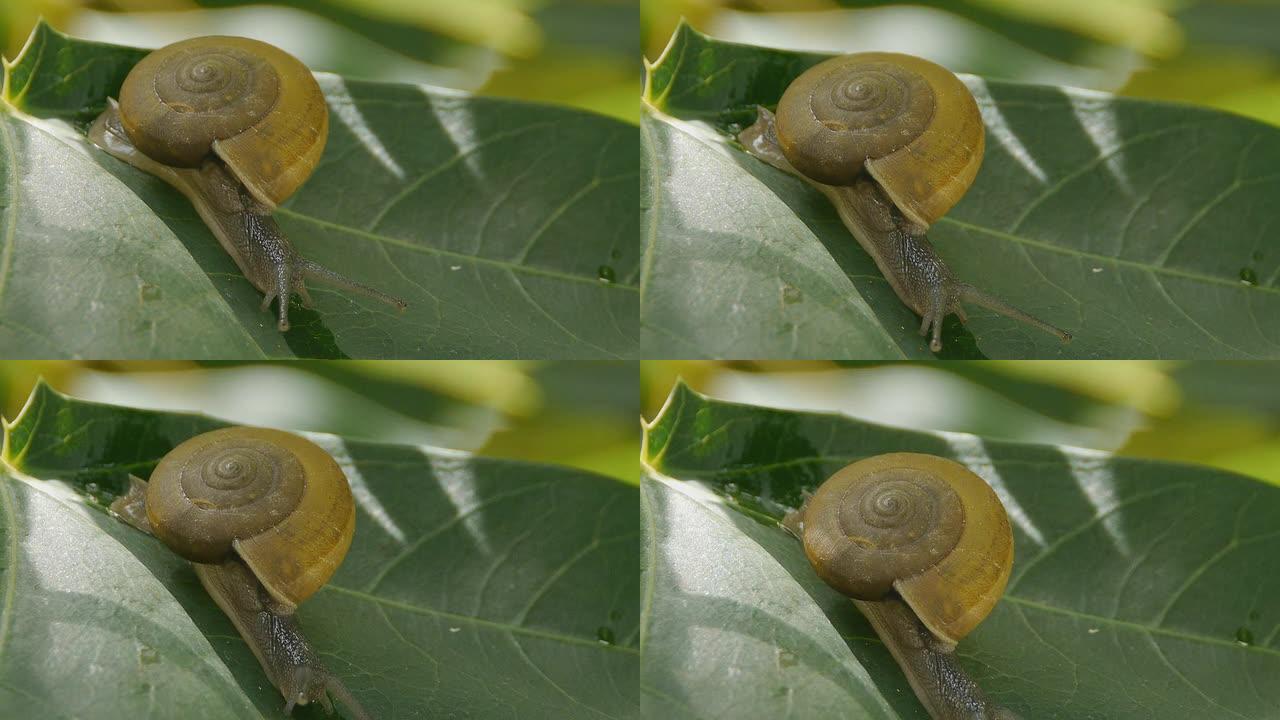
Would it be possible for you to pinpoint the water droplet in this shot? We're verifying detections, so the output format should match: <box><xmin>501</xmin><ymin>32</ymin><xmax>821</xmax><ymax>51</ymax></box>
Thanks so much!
<box><xmin>782</xmin><ymin>284</ymin><xmax>802</xmax><ymax>304</ymax></box>
<box><xmin>448</xmin><ymin>627</ymin><xmax>461</xmax><ymax>633</ymax></box>
<box><xmin>778</xmin><ymin>649</ymin><xmax>798</xmax><ymax>667</ymax></box>
<box><xmin>1087</xmin><ymin>627</ymin><xmax>1100</xmax><ymax>635</ymax></box>
<box><xmin>1240</xmin><ymin>268</ymin><xmax>1258</xmax><ymax>285</ymax></box>
<box><xmin>1235</xmin><ymin>627</ymin><xmax>1254</xmax><ymax>645</ymax></box>
<box><xmin>449</xmin><ymin>265</ymin><xmax>462</xmax><ymax>271</ymax></box>
<box><xmin>1091</xmin><ymin>267</ymin><xmax>1103</xmax><ymax>273</ymax></box>
<box><xmin>596</xmin><ymin>626</ymin><xmax>616</xmax><ymax>645</ymax></box>
<box><xmin>138</xmin><ymin>646</ymin><xmax>160</xmax><ymax>664</ymax></box>
<box><xmin>597</xmin><ymin>265</ymin><xmax>616</xmax><ymax>284</ymax></box>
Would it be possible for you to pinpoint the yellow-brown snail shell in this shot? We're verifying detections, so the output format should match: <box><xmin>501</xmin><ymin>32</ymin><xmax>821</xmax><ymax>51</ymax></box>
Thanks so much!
<box><xmin>797</xmin><ymin>452</ymin><xmax>1013</xmax><ymax>643</ymax></box>
<box><xmin>144</xmin><ymin>426</ymin><xmax>355</xmax><ymax>608</ymax></box>
<box><xmin>117</xmin><ymin>35</ymin><xmax>328</xmax><ymax>209</ymax></box>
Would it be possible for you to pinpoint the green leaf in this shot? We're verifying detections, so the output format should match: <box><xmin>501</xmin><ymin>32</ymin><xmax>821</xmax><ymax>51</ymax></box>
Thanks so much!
<box><xmin>640</xmin><ymin>23</ymin><xmax>1280</xmax><ymax>359</ymax></box>
<box><xmin>1</xmin><ymin>381</ymin><xmax>639</xmax><ymax>718</ymax></box>
<box><xmin>641</xmin><ymin>381</ymin><xmax>1280</xmax><ymax>719</ymax></box>
<box><xmin>0</xmin><ymin>21</ymin><xmax>638</xmax><ymax>359</ymax></box>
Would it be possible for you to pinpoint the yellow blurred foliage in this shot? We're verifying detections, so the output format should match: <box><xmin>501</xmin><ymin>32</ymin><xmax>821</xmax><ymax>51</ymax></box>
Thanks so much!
<box><xmin>642</xmin><ymin>361</ymin><xmax>1280</xmax><ymax>487</ymax></box>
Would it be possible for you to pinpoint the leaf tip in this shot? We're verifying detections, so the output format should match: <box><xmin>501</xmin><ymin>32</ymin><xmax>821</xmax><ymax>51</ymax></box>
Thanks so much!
<box><xmin>644</xmin><ymin>18</ymin><xmax>704</xmax><ymax>108</ymax></box>
<box><xmin>2</xmin><ymin>17</ymin><xmax>62</xmax><ymax>109</ymax></box>
<box><xmin>642</xmin><ymin>378</ymin><xmax>701</xmax><ymax>471</ymax></box>
<box><xmin>1</xmin><ymin>377</ymin><xmax>58</xmax><ymax>469</ymax></box>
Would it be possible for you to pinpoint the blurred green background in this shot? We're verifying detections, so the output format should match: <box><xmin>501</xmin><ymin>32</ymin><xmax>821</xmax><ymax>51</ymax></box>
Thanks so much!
<box><xmin>0</xmin><ymin>0</ymin><xmax>638</xmax><ymax>122</ymax></box>
<box><xmin>642</xmin><ymin>361</ymin><xmax>1280</xmax><ymax>486</ymax></box>
<box><xmin>642</xmin><ymin>0</ymin><xmax>1280</xmax><ymax>127</ymax></box>
<box><xmin>0</xmin><ymin>361</ymin><xmax>639</xmax><ymax>483</ymax></box>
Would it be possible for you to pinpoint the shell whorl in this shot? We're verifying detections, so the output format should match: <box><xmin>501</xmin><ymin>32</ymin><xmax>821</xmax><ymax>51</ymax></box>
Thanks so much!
<box><xmin>146</xmin><ymin>429</ymin><xmax>306</xmax><ymax>564</ymax></box>
<box><xmin>802</xmin><ymin>458</ymin><xmax>964</xmax><ymax>600</ymax></box>
<box><xmin>116</xmin><ymin>35</ymin><xmax>329</xmax><ymax>208</ymax></box>
<box><xmin>144</xmin><ymin>426</ymin><xmax>356</xmax><ymax>607</ymax></box>
<box><xmin>777</xmin><ymin>55</ymin><xmax>936</xmax><ymax>187</ymax></box>
<box><xmin>800</xmin><ymin>452</ymin><xmax>1013</xmax><ymax>643</ymax></box>
<box><xmin>119</xmin><ymin>39</ymin><xmax>281</xmax><ymax>169</ymax></box>
<box><xmin>777</xmin><ymin>57</ymin><xmax>935</xmax><ymax>187</ymax></box>
<box><xmin>774</xmin><ymin>52</ymin><xmax>985</xmax><ymax>228</ymax></box>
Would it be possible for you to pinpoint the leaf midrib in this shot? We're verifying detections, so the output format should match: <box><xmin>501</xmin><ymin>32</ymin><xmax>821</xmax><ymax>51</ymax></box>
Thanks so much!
<box><xmin>324</xmin><ymin>583</ymin><xmax>639</xmax><ymax>655</ymax></box>
<box><xmin>639</xmin><ymin>115</ymin><xmax>659</xmax><ymax>303</ymax></box>
<box><xmin>941</xmin><ymin>214</ymin><xmax>1280</xmax><ymax>296</ymax></box>
<box><xmin>1001</xmin><ymin>595</ymin><xmax>1280</xmax><ymax>659</ymax></box>
<box><xmin>277</xmin><ymin>208</ymin><xmax>640</xmax><ymax>292</ymax></box>
<box><xmin>0</xmin><ymin>472</ymin><xmax>20</xmax><ymax>662</ymax></box>
<box><xmin>0</xmin><ymin>115</ymin><xmax>18</xmax><ymax>305</ymax></box>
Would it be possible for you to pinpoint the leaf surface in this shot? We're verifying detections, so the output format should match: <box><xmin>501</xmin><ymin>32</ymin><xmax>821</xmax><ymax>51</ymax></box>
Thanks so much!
<box><xmin>0</xmin><ymin>21</ymin><xmax>638</xmax><ymax>359</ymax></box>
<box><xmin>0</xmin><ymin>382</ymin><xmax>639</xmax><ymax>719</ymax></box>
<box><xmin>640</xmin><ymin>381</ymin><xmax>1280</xmax><ymax>719</ymax></box>
<box><xmin>641</xmin><ymin>23</ymin><xmax>1280</xmax><ymax>359</ymax></box>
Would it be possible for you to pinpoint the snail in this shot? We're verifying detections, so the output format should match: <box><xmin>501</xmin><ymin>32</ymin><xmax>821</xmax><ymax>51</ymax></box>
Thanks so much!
<box><xmin>109</xmin><ymin>427</ymin><xmax>371</xmax><ymax>719</ymax></box>
<box><xmin>782</xmin><ymin>453</ymin><xmax>1020</xmax><ymax>720</ymax></box>
<box><xmin>737</xmin><ymin>53</ymin><xmax>1071</xmax><ymax>352</ymax></box>
<box><xmin>87</xmin><ymin>36</ymin><xmax>406</xmax><ymax>331</ymax></box>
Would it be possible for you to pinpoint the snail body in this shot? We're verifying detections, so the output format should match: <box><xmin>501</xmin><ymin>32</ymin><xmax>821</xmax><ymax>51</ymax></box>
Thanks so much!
<box><xmin>88</xmin><ymin>36</ymin><xmax>405</xmax><ymax>331</ymax></box>
<box><xmin>738</xmin><ymin>53</ymin><xmax>1069</xmax><ymax>352</ymax></box>
<box><xmin>784</xmin><ymin>453</ymin><xmax>1020</xmax><ymax>719</ymax></box>
<box><xmin>110</xmin><ymin>427</ymin><xmax>369</xmax><ymax>719</ymax></box>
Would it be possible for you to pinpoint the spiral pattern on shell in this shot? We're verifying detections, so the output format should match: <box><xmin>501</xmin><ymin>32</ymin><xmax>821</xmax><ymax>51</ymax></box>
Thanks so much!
<box><xmin>119</xmin><ymin>37</ymin><xmax>282</xmax><ymax>169</ymax></box>
<box><xmin>147</xmin><ymin>431</ymin><xmax>306</xmax><ymax>564</ymax></box>
<box><xmin>847</xmin><ymin>471</ymin><xmax>959</xmax><ymax>541</ymax></box>
<box><xmin>806</xmin><ymin>462</ymin><xmax>965</xmax><ymax>599</ymax></box>
<box><xmin>776</xmin><ymin>55</ymin><xmax>935</xmax><ymax>186</ymax></box>
<box><xmin>819</xmin><ymin>65</ymin><xmax>932</xmax><ymax>134</ymax></box>
<box><xmin>798</xmin><ymin>452</ymin><xmax>1014</xmax><ymax>643</ymax></box>
<box><xmin>114</xmin><ymin>35</ymin><xmax>328</xmax><ymax>209</ymax></box>
<box><xmin>144</xmin><ymin>426</ymin><xmax>354</xmax><ymax>607</ymax></box>
<box><xmin>154</xmin><ymin>44</ymin><xmax>278</xmax><ymax>117</ymax></box>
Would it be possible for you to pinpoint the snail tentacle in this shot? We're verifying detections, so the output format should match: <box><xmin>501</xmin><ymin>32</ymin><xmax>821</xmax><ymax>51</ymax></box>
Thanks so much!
<box><xmin>324</xmin><ymin>675</ymin><xmax>375</xmax><ymax>720</ymax></box>
<box><xmin>959</xmin><ymin>284</ymin><xmax>1072</xmax><ymax>344</ymax></box>
<box><xmin>300</xmin><ymin>259</ymin><xmax>409</xmax><ymax>313</ymax></box>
